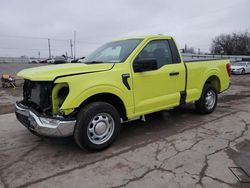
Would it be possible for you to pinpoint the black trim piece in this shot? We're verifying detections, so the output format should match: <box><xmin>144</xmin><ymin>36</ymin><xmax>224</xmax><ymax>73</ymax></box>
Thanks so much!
<box><xmin>169</xmin><ymin>39</ymin><xmax>181</xmax><ymax>64</ymax></box>
<box><xmin>180</xmin><ymin>91</ymin><xmax>187</xmax><ymax>105</ymax></box>
<box><xmin>53</xmin><ymin>63</ymin><xmax>115</xmax><ymax>82</ymax></box>
<box><xmin>122</xmin><ymin>73</ymin><xmax>131</xmax><ymax>90</ymax></box>
<box><xmin>184</xmin><ymin>58</ymin><xmax>229</xmax><ymax>63</ymax></box>
<box><xmin>180</xmin><ymin>62</ymin><xmax>188</xmax><ymax>104</ymax></box>
<box><xmin>169</xmin><ymin>72</ymin><xmax>179</xmax><ymax>76</ymax></box>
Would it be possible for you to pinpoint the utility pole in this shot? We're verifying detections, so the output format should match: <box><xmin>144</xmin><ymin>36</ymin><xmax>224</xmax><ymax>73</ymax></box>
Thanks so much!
<box><xmin>70</xmin><ymin>39</ymin><xmax>73</xmax><ymax>58</ymax></box>
<box><xmin>48</xmin><ymin>39</ymin><xmax>51</xmax><ymax>58</ymax></box>
<box><xmin>38</xmin><ymin>51</ymin><xmax>40</xmax><ymax>59</ymax></box>
<box><xmin>74</xmin><ymin>31</ymin><xmax>76</xmax><ymax>60</ymax></box>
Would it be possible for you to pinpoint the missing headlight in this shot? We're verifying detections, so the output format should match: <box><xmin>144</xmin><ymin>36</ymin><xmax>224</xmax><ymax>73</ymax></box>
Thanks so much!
<box><xmin>58</xmin><ymin>86</ymin><xmax>69</xmax><ymax>107</ymax></box>
<box><xmin>22</xmin><ymin>80</ymin><xmax>53</xmax><ymax>114</ymax></box>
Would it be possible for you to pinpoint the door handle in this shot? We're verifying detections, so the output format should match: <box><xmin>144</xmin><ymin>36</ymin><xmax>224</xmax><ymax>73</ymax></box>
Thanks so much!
<box><xmin>169</xmin><ymin>72</ymin><xmax>179</xmax><ymax>76</ymax></box>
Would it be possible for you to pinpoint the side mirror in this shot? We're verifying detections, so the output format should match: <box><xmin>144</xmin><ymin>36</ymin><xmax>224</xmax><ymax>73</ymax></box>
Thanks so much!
<box><xmin>133</xmin><ymin>58</ymin><xmax>158</xmax><ymax>72</ymax></box>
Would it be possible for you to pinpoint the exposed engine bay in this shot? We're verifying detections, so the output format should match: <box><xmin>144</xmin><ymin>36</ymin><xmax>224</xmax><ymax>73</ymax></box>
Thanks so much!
<box><xmin>21</xmin><ymin>80</ymin><xmax>69</xmax><ymax>116</ymax></box>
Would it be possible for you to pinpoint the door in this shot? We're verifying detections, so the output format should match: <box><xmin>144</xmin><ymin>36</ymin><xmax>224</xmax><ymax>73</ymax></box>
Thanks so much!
<box><xmin>132</xmin><ymin>39</ymin><xmax>186</xmax><ymax>115</ymax></box>
<box><xmin>246</xmin><ymin>62</ymin><xmax>250</xmax><ymax>73</ymax></box>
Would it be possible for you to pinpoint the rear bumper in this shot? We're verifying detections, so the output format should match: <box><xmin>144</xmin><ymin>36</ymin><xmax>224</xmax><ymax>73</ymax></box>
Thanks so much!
<box><xmin>15</xmin><ymin>102</ymin><xmax>76</xmax><ymax>137</ymax></box>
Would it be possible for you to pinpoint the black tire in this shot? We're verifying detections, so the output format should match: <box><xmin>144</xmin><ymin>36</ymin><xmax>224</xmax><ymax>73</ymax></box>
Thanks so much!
<box><xmin>195</xmin><ymin>84</ymin><xmax>217</xmax><ymax>114</ymax></box>
<box><xmin>241</xmin><ymin>69</ymin><xmax>245</xmax><ymax>75</ymax></box>
<box><xmin>74</xmin><ymin>102</ymin><xmax>121</xmax><ymax>151</ymax></box>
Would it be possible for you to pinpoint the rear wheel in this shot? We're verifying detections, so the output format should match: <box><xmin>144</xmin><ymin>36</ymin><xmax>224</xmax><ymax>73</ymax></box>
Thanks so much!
<box><xmin>74</xmin><ymin>102</ymin><xmax>121</xmax><ymax>151</ymax></box>
<box><xmin>195</xmin><ymin>84</ymin><xmax>217</xmax><ymax>114</ymax></box>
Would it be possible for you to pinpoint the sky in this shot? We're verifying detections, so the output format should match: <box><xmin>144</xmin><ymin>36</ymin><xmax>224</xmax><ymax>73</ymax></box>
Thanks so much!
<box><xmin>0</xmin><ymin>0</ymin><xmax>249</xmax><ymax>58</ymax></box>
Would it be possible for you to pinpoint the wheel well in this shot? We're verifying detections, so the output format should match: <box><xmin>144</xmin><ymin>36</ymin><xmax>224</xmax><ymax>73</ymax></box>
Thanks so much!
<box><xmin>205</xmin><ymin>76</ymin><xmax>221</xmax><ymax>93</ymax></box>
<box><xmin>79</xmin><ymin>93</ymin><xmax>127</xmax><ymax>120</ymax></box>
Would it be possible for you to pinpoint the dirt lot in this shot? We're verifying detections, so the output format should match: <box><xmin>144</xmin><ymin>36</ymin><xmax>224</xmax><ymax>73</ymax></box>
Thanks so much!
<box><xmin>0</xmin><ymin>62</ymin><xmax>45</xmax><ymax>114</ymax></box>
<box><xmin>0</xmin><ymin>86</ymin><xmax>22</xmax><ymax>114</ymax></box>
<box><xmin>0</xmin><ymin>74</ymin><xmax>250</xmax><ymax>188</ymax></box>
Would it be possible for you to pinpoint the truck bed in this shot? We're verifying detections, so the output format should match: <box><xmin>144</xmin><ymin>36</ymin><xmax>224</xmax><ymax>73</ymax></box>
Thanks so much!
<box><xmin>184</xmin><ymin>59</ymin><xmax>230</xmax><ymax>103</ymax></box>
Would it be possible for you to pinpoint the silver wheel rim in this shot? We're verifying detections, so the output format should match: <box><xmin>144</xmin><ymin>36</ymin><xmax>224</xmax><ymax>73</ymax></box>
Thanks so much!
<box><xmin>87</xmin><ymin>113</ymin><xmax>115</xmax><ymax>145</ymax></box>
<box><xmin>205</xmin><ymin>90</ymin><xmax>216</xmax><ymax>110</ymax></box>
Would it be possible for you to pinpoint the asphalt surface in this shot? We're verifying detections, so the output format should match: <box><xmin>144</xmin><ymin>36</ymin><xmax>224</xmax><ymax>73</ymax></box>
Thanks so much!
<box><xmin>0</xmin><ymin>62</ymin><xmax>46</xmax><ymax>76</ymax></box>
<box><xmin>0</xmin><ymin>74</ymin><xmax>250</xmax><ymax>188</ymax></box>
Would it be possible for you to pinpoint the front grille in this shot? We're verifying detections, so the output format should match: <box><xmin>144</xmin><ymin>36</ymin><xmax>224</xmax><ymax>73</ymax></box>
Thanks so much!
<box><xmin>23</xmin><ymin>80</ymin><xmax>53</xmax><ymax>114</ymax></box>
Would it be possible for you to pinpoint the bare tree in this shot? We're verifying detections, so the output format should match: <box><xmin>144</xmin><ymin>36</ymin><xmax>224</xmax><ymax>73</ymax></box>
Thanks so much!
<box><xmin>210</xmin><ymin>31</ymin><xmax>250</xmax><ymax>55</ymax></box>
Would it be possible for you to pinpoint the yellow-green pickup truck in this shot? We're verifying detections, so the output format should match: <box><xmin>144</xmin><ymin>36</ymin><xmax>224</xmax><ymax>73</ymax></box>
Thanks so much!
<box><xmin>16</xmin><ymin>35</ymin><xmax>231</xmax><ymax>151</ymax></box>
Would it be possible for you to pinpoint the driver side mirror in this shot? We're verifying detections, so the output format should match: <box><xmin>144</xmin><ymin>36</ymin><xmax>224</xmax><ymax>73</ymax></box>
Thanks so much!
<box><xmin>133</xmin><ymin>58</ymin><xmax>158</xmax><ymax>73</ymax></box>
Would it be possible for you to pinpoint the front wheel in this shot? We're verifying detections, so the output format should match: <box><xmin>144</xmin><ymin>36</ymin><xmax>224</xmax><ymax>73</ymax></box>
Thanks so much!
<box><xmin>74</xmin><ymin>102</ymin><xmax>121</xmax><ymax>151</ymax></box>
<box><xmin>195</xmin><ymin>84</ymin><xmax>217</xmax><ymax>114</ymax></box>
<box><xmin>241</xmin><ymin>69</ymin><xmax>245</xmax><ymax>75</ymax></box>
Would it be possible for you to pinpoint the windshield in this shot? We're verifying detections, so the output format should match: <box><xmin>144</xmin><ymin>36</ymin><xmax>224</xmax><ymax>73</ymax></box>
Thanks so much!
<box><xmin>234</xmin><ymin>62</ymin><xmax>246</xmax><ymax>66</ymax></box>
<box><xmin>82</xmin><ymin>39</ymin><xmax>142</xmax><ymax>64</ymax></box>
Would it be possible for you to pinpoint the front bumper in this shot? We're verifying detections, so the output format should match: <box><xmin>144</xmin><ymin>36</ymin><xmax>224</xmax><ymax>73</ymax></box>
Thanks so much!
<box><xmin>15</xmin><ymin>102</ymin><xmax>76</xmax><ymax>137</ymax></box>
<box><xmin>231</xmin><ymin>69</ymin><xmax>243</xmax><ymax>74</ymax></box>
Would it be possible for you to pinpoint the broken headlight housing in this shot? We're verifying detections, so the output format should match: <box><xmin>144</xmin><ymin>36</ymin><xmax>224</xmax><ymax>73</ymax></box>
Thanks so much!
<box><xmin>51</xmin><ymin>83</ymin><xmax>69</xmax><ymax>115</ymax></box>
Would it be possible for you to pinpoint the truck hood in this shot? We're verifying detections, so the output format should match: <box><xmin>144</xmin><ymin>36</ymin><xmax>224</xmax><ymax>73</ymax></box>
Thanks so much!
<box><xmin>17</xmin><ymin>63</ymin><xmax>114</xmax><ymax>81</ymax></box>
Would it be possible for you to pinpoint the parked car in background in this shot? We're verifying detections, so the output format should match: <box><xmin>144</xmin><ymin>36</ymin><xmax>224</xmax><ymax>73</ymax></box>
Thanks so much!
<box><xmin>39</xmin><ymin>58</ymin><xmax>55</xmax><ymax>64</ymax></box>
<box><xmin>71</xmin><ymin>57</ymin><xmax>85</xmax><ymax>63</ymax></box>
<box><xmin>39</xmin><ymin>59</ymin><xmax>48</xmax><ymax>63</ymax></box>
<box><xmin>67</xmin><ymin>57</ymin><xmax>74</xmax><ymax>63</ymax></box>
<box><xmin>231</xmin><ymin>62</ymin><xmax>250</xmax><ymax>74</ymax></box>
<box><xmin>77</xmin><ymin>57</ymin><xmax>85</xmax><ymax>63</ymax></box>
<box><xmin>28</xmin><ymin>57</ymin><xmax>40</xmax><ymax>64</ymax></box>
<box><xmin>47</xmin><ymin>58</ymin><xmax>55</xmax><ymax>64</ymax></box>
<box><xmin>54</xmin><ymin>56</ymin><xmax>67</xmax><ymax>64</ymax></box>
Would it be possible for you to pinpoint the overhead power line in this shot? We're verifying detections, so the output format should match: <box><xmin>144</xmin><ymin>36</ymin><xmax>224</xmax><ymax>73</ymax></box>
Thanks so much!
<box><xmin>0</xmin><ymin>34</ymin><xmax>102</xmax><ymax>44</ymax></box>
<box><xmin>0</xmin><ymin>33</ymin><xmax>104</xmax><ymax>57</ymax></box>
<box><xmin>0</xmin><ymin>46</ymin><xmax>65</xmax><ymax>52</ymax></box>
<box><xmin>0</xmin><ymin>34</ymin><xmax>70</xmax><ymax>41</ymax></box>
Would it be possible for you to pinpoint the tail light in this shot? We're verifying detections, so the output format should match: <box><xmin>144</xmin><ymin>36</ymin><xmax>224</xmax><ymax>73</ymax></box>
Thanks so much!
<box><xmin>226</xmin><ymin>63</ymin><xmax>231</xmax><ymax>77</ymax></box>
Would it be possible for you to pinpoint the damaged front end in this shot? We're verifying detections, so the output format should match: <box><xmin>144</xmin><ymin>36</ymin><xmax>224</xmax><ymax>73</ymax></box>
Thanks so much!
<box><xmin>15</xmin><ymin>80</ymin><xmax>76</xmax><ymax>137</ymax></box>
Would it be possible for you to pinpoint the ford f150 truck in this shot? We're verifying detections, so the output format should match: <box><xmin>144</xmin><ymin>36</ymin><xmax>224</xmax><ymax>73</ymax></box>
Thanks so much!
<box><xmin>15</xmin><ymin>35</ymin><xmax>231</xmax><ymax>151</ymax></box>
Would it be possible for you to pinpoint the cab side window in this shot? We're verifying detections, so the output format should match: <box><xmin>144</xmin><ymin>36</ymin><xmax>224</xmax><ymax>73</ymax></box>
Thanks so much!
<box><xmin>137</xmin><ymin>40</ymin><xmax>173</xmax><ymax>68</ymax></box>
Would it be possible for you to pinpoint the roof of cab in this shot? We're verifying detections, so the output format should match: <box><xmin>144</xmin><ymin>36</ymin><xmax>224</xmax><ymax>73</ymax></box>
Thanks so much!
<box><xmin>113</xmin><ymin>34</ymin><xmax>172</xmax><ymax>41</ymax></box>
